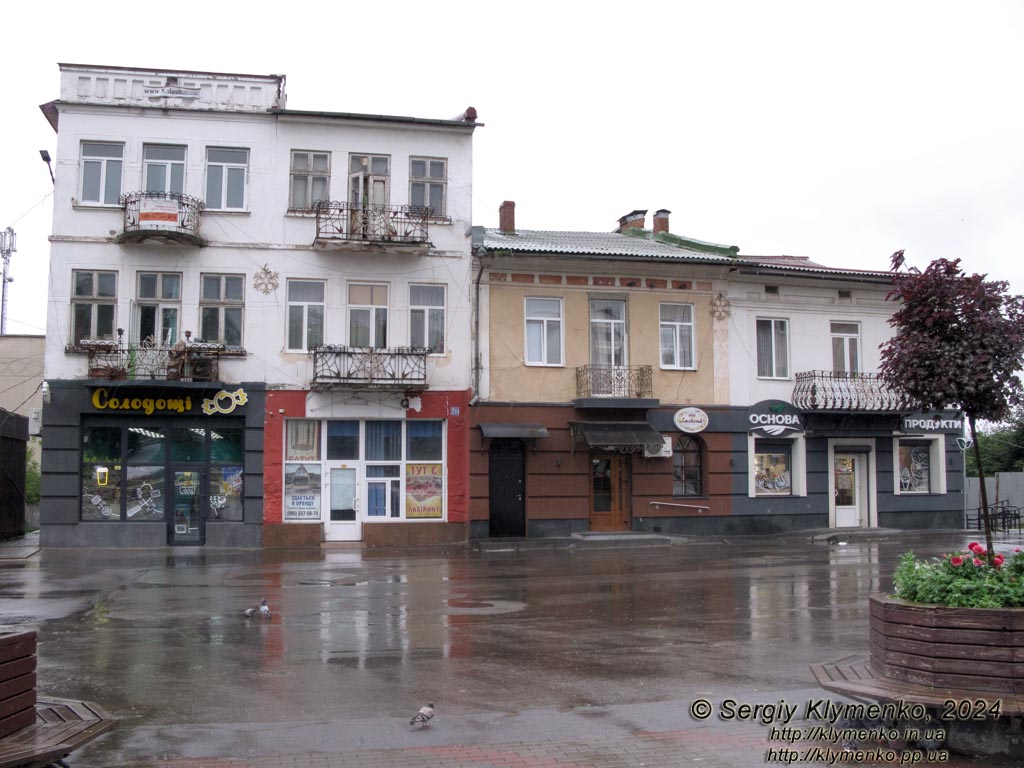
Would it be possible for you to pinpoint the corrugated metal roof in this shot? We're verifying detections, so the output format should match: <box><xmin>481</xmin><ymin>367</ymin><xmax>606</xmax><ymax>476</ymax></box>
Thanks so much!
<box><xmin>741</xmin><ymin>254</ymin><xmax>894</xmax><ymax>280</ymax></box>
<box><xmin>483</xmin><ymin>229</ymin><xmax>895</xmax><ymax>281</ymax></box>
<box><xmin>484</xmin><ymin>229</ymin><xmax>740</xmax><ymax>262</ymax></box>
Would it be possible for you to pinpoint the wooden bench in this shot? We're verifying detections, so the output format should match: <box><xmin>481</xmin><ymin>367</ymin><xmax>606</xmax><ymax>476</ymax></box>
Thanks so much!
<box><xmin>810</xmin><ymin>653</ymin><xmax>1024</xmax><ymax>715</ymax></box>
<box><xmin>0</xmin><ymin>631</ymin><xmax>114</xmax><ymax>768</ymax></box>
<box><xmin>0</xmin><ymin>697</ymin><xmax>116</xmax><ymax>768</ymax></box>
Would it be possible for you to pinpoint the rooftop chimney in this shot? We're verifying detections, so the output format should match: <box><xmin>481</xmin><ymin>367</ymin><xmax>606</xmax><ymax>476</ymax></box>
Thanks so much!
<box><xmin>653</xmin><ymin>209</ymin><xmax>671</xmax><ymax>234</ymax></box>
<box><xmin>499</xmin><ymin>201</ymin><xmax>516</xmax><ymax>234</ymax></box>
<box><xmin>617</xmin><ymin>209</ymin><xmax>647</xmax><ymax>233</ymax></box>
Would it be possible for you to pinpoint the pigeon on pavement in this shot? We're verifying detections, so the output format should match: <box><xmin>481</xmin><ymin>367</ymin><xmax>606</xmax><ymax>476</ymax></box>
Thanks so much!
<box><xmin>243</xmin><ymin>605</ymin><xmax>257</xmax><ymax>618</ymax></box>
<box><xmin>259</xmin><ymin>598</ymin><xmax>271</xmax><ymax>619</ymax></box>
<box><xmin>410</xmin><ymin>703</ymin><xmax>434</xmax><ymax>727</ymax></box>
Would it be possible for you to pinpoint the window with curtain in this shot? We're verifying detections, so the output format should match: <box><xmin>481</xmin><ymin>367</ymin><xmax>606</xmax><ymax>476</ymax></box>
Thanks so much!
<box><xmin>525</xmin><ymin>297</ymin><xmax>562</xmax><ymax>365</ymax></box>
<box><xmin>365</xmin><ymin>420</ymin><xmax>402</xmax><ymax>461</ymax></box>
<box><xmin>410</xmin><ymin>285</ymin><xmax>445</xmax><ymax>353</ymax></box>
<box><xmin>673</xmin><ymin>435</ymin><xmax>704</xmax><ymax>496</ymax></box>
<box><xmin>660</xmin><ymin>303</ymin><xmax>695</xmax><ymax>369</ymax></box>
<box><xmin>590</xmin><ymin>300</ymin><xmax>626</xmax><ymax>367</ymax></box>
<box><xmin>756</xmin><ymin>318</ymin><xmax>789</xmax><ymax>378</ymax></box>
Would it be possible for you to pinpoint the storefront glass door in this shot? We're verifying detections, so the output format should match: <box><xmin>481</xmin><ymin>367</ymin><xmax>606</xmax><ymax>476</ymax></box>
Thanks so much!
<box><xmin>834</xmin><ymin>454</ymin><xmax>865</xmax><ymax>527</ymax></box>
<box><xmin>325</xmin><ymin>465</ymin><xmax>360</xmax><ymax>541</ymax></box>
<box><xmin>171</xmin><ymin>469</ymin><xmax>204</xmax><ymax>544</ymax></box>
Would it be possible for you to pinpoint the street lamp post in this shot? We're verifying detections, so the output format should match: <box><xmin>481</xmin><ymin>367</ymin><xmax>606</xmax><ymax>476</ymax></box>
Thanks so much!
<box><xmin>0</xmin><ymin>227</ymin><xmax>14</xmax><ymax>335</ymax></box>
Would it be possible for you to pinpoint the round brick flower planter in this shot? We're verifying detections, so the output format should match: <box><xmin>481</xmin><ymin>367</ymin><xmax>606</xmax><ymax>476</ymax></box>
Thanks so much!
<box><xmin>870</xmin><ymin>594</ymin><xmax>1023</xmax><ymax>695</ymax></box>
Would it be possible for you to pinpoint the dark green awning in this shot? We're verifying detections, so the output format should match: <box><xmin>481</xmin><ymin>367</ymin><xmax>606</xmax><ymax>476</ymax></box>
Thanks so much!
<box><xmin>570</xmin><ymin>422</ymin><xmax>664</xmax><ymax>454</ymax></box>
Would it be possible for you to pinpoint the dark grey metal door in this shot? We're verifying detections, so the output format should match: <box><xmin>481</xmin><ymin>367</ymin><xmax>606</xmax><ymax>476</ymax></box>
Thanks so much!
<box><xmin>488</xmin><ymin>439</ymin><xmax>525</xmax><ymax>537</ymax></box>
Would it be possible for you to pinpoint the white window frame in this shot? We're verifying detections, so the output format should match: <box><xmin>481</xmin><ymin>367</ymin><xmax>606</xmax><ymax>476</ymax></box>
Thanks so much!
<box><xmin>79</xmin><ymin>141</ymin><xmax>124</xmax><ymax>206</ymax></box>
<box><xmin>134</xmin><ymin>272</ymin><xmax>181</xmax><ymax>345</ymax></box>
<box><xmin>524</xmin><ymin>297</ymin><xmax>564</xmax><ymax>366</ymax></box>
<box><xmin>659</xmin><ymin>302</ymin><xmax>696</xmax><ymax>370</ymax></box>
<box><xmin>286</xmin><ymin>279</ymin><xmax>325</xmax><ymax>352</ymax></box>
<box><xmin>143</xmin><ymin>144</ymin><xmax>186</xmax><ymax>195</ymax></box>
<box><xmin>590</xmin><ymin>299</ymin><xmax>627</xmax><ymax>367</ymax></box>
<box><xmin>892</xmin><ymin>435</ymin><xmax>946</xmax><ymax>495</ymax></box>
<box><xmin>830</xmin><ymin>321</ymin><xmax>861</xmax><ymax>374</ymax></box>
<box><xmin>347</xmin><ymin>283</ymin><xmax>389</xmax><ymax>349</ymax></box>
<box><xmin>756</xmin><ymin>317</ymin><xmax>790</xmax><ymax>379</ymax></box>
<box><xmin>409</xmin><ymin>157</ymin><xmax>447</xmax><ymax>217</ymax></box>
<box><xmin>289</xmin><ymin>150</ymin><xmax>331</xmax><ymax>211</ymax></box>
<box><xmin>71</xmin><ymin>269</ymin><xmax>118</xmax><ymax>344</ymax></box>
<box><xmin>747</xmin><ymin>434</ymin><xmax>807</xmax><ymax>498</ymax></box>
<box><xmin>409</xmin><ymin>284</ymin><xmax>446</xmax><ymax>355</ymax></box>
<box><xmin>283</xmin><ymin>419</ymin><xmax>447</xmax><ymax>523</ymax></box>
<box><xmin>205</xmin><ymin>147</ymin><xmax>249</xmax><ymax>211</ymax></box>
<box><xmin>200</xmin><ymin>274</ymin><xmax>245</xmax><ymax>347</ymax></box>
<box><xmin>349</xmin><ymin>154</ymin><xmax>390</xmax><ymax>207</ymax></box>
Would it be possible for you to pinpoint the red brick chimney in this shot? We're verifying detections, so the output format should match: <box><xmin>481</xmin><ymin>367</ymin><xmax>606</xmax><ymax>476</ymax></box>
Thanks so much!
<box><xmin>653</xmin><ymin>209</ymin><xmax>671</xmax><ymax>234</ymax></box>
<box><xmin>617</xmin><ymin>210</ymin><xmax>647</xmax><ymax>233</ymax></box>
<box><xmin>499</xmin><ymin>201</ymin><xmax>516</xmax><ymax>234</ymax></box>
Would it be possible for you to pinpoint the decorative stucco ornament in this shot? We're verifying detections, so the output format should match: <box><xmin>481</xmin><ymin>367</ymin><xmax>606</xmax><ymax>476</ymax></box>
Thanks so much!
<box><xmin>253</xmin><ymin>264</ymin><xmax>280</xmax><ymax>295</ymax></box>
<box><xmin>711</xmin><ymin>292</ymin><xmax>731</xmax><ymax>320</ymax></box>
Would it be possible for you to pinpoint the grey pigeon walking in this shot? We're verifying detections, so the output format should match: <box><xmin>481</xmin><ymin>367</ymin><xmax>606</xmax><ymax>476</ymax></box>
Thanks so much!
<box><xmin>259</xmin><ymin>598</ymin><xmax>271</xmax><ymax>619</ymax></box>
<box><xmin>410</xmin><ymin>703</ymin><xmax>434</xmax><ymax>727</ymax></box>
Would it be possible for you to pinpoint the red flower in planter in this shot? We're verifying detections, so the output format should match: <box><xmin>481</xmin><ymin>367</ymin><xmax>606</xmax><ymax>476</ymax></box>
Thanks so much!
<box><xmin>973</xmin><ymin>558</ymin><xmax>985</xmax><ymax>566</ymax></box>
<box><xmin>994</xmin><ymin>555</ymin><xmax>1005</xmax><ymax>568</ymax></box>
<box><xmin>969</xmin><ymin>542</ymin><xmax>984</xmax><ymax>554</ymax></box>
<box><xmin>949</xmin><ymin>556</ymin><xmax>964</xmax><ymax>566</ymax></box>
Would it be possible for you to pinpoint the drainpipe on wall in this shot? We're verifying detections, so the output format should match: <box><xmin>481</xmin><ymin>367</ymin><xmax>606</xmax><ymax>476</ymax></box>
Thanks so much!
<box><xmin>470</xmin><ymin>226</ymin><xmax>487</xmax><ymax>405</ymax></box>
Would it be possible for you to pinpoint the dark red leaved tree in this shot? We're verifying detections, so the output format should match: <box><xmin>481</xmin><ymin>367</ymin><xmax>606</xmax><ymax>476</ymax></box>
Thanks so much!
<box><xmin>880</xmin><ymin>253</ymin><xmax>1024</xmax><ymax>562</ymax></box>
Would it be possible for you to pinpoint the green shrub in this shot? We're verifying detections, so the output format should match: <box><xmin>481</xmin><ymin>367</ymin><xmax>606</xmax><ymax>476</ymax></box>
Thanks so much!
<box><xmin>25</xmin><ymin>447</ymin><xmax>40</xmax><ymax>506</ymax></box>
<box><xmin>893</xmin><ymin>545</ymin><xmax>1024</xmax><ymax>608</ymax></box>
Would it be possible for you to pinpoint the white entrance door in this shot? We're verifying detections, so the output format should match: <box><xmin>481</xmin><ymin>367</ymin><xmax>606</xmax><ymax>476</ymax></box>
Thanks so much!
<box><xmin>325</xmin><ymin>465</ymin><xmax>361</xmax><ymax>541</ymax></box>
<box><xmin>834</xmin><ymin>454</ymin><xmax>866</xmax><ymax>527</ymax></box>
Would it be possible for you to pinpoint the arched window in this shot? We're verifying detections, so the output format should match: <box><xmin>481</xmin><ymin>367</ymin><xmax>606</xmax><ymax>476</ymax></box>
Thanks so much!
<box><xmin>673</xmin><ymin>435</ymin><xmax>704</xmax><ymax>496</ymax></box>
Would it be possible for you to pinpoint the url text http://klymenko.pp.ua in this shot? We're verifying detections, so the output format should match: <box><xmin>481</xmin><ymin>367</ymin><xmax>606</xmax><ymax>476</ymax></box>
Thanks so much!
<box><xmin>687</xmin><ymin>695</ymin><xmax>1003</xmax><ymax>765</ymax></box>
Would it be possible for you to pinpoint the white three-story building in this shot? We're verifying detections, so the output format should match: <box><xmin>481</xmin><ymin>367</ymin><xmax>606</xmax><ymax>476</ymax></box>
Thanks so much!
<box><xmin>39</xmin><ymin>63</ymin><xmax>478</xmax><ymax>547</ymax></box>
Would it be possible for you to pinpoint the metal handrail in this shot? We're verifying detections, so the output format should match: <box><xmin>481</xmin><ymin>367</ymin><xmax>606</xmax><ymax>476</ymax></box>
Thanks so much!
<box><xmin>575</xmin><ymin>364</ymin><xmax>653</xmax><ymax>398</ymax></box>
<box><xmin>313</xmin><ymin>200</ymin><xmax>440</xmax><ymax>244</ymax></box>
<box><xmin>792</xmin><ymin>370</ymin><xmax>914</xmax><ymax>411</ymax></box>
<box><xmin>119</xmin><ymin>191</ymin><xmax>205</xmax><ymax>241</ymax></box>
<box><xmin>649</xmin><ymin>501</ymin><xmax>710</xmax><ymax>512</ymax></box>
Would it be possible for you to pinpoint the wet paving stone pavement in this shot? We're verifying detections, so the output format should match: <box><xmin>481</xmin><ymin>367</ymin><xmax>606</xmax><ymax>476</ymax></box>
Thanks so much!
<box><xmin>1</xmin><ymin>529</ymin><xmax>1021</xmax><ymax>767</ymax></box>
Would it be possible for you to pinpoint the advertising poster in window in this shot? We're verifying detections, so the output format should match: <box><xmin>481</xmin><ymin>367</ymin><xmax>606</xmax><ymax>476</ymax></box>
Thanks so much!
<box><xmin>406</xmin><ymin>463</ymin><xmax>443</xmax><ymax>519</ymax></box>
<box><xmin>754</xmin><ymin>452</ymin><xmax>792</xmax><ymax>496</ymax></box>
<box><xmin>284</xmin><ymin>463</ymin><xmax>321</xmax><ymax>519</ymax></box>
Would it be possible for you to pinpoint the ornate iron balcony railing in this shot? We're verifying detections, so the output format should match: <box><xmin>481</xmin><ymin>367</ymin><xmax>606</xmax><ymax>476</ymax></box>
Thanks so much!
<box><xmin>313</xmin><ymin>201</ymin><xmax>438</xmax><ymax>245</ymax></box>
<box><xmin>576</xmin><ymin>365</ymin><xmax>653</xmax><ymax>399</ymax></box>
<box><xmin>117</xmin><ymin>191</ymin><xmax>205</xmax><ymax>245</ymax></box>
<box><xmin>311</xmin><ymin>345</ymin><xmax>429</xmax><ymax>390</ymax></box>
<box><xmin>792</xmin><ymin>370</ymin><xmax>914</xmax><ymax>412</ymax></box>
<box><xmin>72</xmin><ymin>333</ymin><xmax>244</xmax><ymax>383</ymax></box>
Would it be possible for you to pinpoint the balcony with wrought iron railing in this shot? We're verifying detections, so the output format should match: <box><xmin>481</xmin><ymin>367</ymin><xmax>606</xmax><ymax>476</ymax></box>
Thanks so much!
<box><xmin>116</xmin><ymin>191</ymin><xmax>205</xmax><ymax>246</ymax></box>
<box><xmin>792</xmin><ymin>370</ymin><xmax>914</xmax><ymax>412</ymax></box>
<box><xmin>313</xmin><ymin>201</ymin><xmax>443</xmax><ymax>252</ymax></box>
<box><xmin>574</xmin><ymin>365</ymin><xmax>656</xmax><ymax>407</ymax></box>
<box><xmin>72</xmin><ymin>331</ymin><xmax>244</xmax><ymax>383</ymax></box>
<box><xmin>311</xmin><ymin>345</ymin><xmax>429</xmax><ymax>391</ymax></box>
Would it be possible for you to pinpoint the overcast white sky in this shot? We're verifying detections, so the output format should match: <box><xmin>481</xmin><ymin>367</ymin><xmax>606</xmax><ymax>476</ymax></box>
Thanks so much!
<box><xmin>2</xmin><ymin>0</ymin><xmax>1022</xmax><ymax>335</ymax></box>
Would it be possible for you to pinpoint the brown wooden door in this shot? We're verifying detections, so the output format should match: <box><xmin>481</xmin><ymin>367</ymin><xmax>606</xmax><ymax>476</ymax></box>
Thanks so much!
<box><xmin>590</xmin><ymin>455</ymin><xmax>630</xmax><ymax>531</ymax></box>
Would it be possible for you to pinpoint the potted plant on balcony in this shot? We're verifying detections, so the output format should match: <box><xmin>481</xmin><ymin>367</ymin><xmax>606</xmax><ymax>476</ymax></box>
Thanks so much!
<box><xmin>864</xmin><ymin>253</ymin><xmax>1024</xmax><ymax>756</ymax></box>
